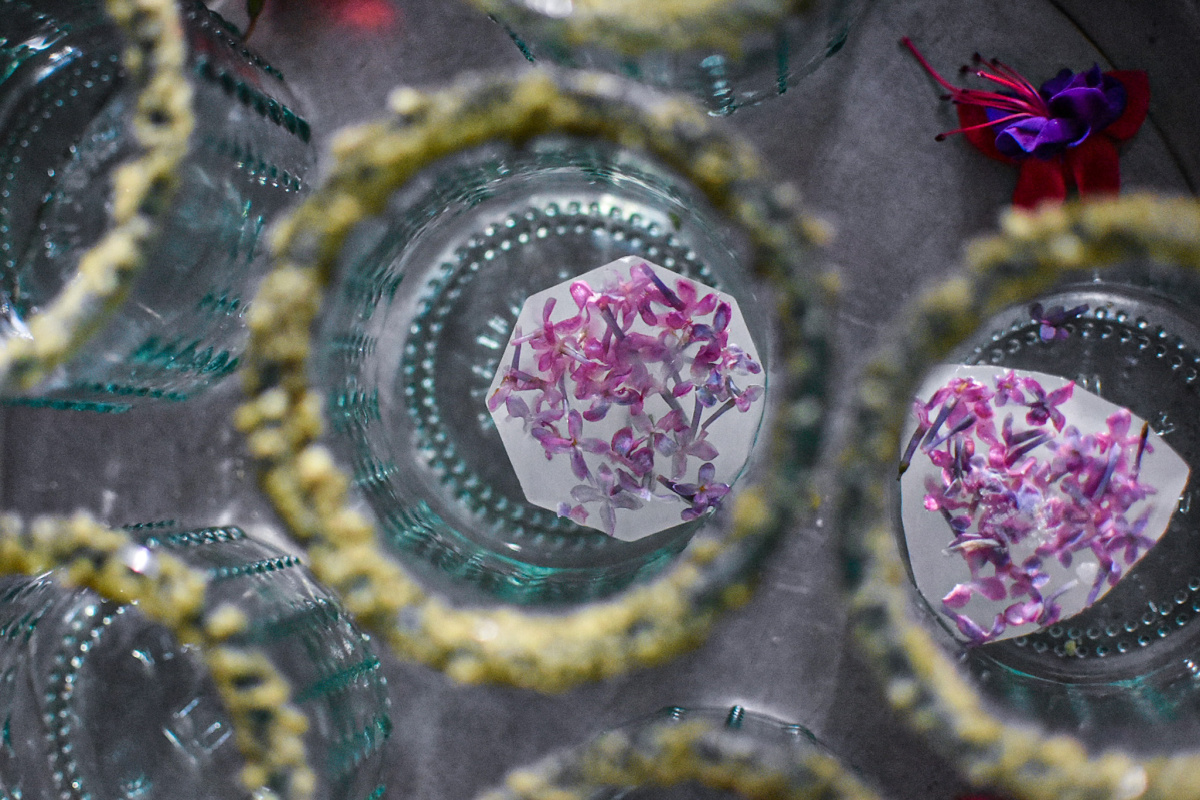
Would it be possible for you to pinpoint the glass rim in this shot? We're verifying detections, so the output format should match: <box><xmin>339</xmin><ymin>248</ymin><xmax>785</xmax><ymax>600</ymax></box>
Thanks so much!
<box><xmin>0</xmin><ymin>514</ymin><xmax>317</xmax><ymax>800</ymax></box>
<box><xmin>466</xmin><ymin>0</ymin><xmax>800</xmax><ymax>57</ymax></box>
<box><xmin>240</xmin><ymin>66</ymin><xmax>833</xmax><ymax>692</ymax></box>
<box><xmin>477</xmin><ymin>704</ymin><xmax>883</xmax><ymax>800</ymax></box>
<box><xmin>0</xmin><ymin>0</ymin><xmax>195</xmax><ymax>395</ymax></box>
<box><xmin>838</xmin><ymin>193</ymin><xmax>1200</xmax><ymax>800</ymax></box>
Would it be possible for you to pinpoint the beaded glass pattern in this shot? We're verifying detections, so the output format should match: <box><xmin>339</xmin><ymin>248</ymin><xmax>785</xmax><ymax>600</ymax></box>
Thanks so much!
<box><xmin>240</xmin><ymin>67</ymin><xmax>832</xmax><ymax>692</ymax></box>
<box><xmin>840</xmin><ymin>194</ymin><xmax>1200</xmax><ymax>800</ymax></box>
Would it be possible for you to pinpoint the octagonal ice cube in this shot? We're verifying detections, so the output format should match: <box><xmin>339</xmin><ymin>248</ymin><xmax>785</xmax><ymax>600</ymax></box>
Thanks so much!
<box><xmin>486</xmin><ymin>256</ymin><xmax>767</xmax><ymax>542</ymax></box>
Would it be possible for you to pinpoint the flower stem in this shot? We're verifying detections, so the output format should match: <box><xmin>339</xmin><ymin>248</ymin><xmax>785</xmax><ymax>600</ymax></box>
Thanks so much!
<box><xmin>702</xmin><ymin>398</ymin><xmax>736</xmax><ymax>431</ymax></box>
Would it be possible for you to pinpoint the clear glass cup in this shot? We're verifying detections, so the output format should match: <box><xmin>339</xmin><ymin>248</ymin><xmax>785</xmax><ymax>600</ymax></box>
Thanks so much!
<box><xmin>0</xmin><ymin>521</ymin><xmax>390</xmax><ymax>800</ymax></box>
<box><xmin>476</xmin><ymin>704</ymin><xmax>882</xmax><ymax>800</ymax></box>
<box><xmin>240</xmin><ymin>67</ymin><xmax>832</xmax><ymax>690</ymax></box>
<box><xmin>0</xmin><ymin>0</ymin><xmax>313</xmax><ymax>412</ymax></box>
<box><xmin>466</xmin><ymin>0</ymin><xmax>861</xmax><ymax>115</ymax></box>
<box><xmin>838</xmin><ymin>194</ymin><xmax>1200</xmax><ymax>800</ymax></box>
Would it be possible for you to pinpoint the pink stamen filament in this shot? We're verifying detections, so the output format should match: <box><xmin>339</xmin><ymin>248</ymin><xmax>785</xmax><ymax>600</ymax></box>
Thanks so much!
<box><xmin>971</xmin><ymin>69</ymin><xmax>1047</xmax><ymax>112</ymax></box>
<box><xmin>935</xmin><ymin>111</ymin><xmax>1036</xmax><ymax>142</ymax></box>
<box><xmin>979</xmin><ymin>54</ymin><xmax>1047</xmax><ymax>105</ymax></box>
<box><xmin>901</xmin><ymin>36</ymin><xmax>1052</xmax><ymax>141</ymax></box>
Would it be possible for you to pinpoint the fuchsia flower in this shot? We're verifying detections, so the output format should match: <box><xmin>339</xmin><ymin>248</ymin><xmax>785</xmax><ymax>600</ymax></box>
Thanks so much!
<box><xmin>902</xmin><ymin>37</ymin><xmax>1149</xmax><ymax>209</ymax></box>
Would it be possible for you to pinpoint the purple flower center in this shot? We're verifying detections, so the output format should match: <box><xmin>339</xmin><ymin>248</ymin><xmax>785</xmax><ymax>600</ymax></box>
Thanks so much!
<box><xmin>992</xmin><ymin>65</ymin><xmax>1127</xmax><ymax>160</ymax></box>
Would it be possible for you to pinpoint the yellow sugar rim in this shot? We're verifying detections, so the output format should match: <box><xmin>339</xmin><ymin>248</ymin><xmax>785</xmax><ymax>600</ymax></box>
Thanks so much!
<box><xmin>467</xmin><ymin>0</ymin><xmax>809</xmax><ymax>58</ymax></box>
<box><xmin>239</xmin><ymin>67</ymin><xmax>833</xmax><ymax>692</ymax></box>
<box><xmin>841</xmin><ymin>194</ymin><xmax>1200</xmax><ymax>800</ymax></box>
<box><xmin>479</xmin><ymin>707</ymin><xmax>884</xmax><ymax>800</ymax></box>
<box><xmin>0</xmin><ymin>0</ymin><xmax>194</xmax><ymax>393</ymax></box>
<box><xmin>0</xmin><ymin>513</ymin><xmax>314</xmax><ymax>800</ymax></box>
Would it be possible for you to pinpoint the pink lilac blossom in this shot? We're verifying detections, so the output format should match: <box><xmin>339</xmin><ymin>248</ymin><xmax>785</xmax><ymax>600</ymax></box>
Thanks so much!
<box><xmin>489</xmin><ymin>260</ymin><xmax>764</xmax><ymax>535</ymax></box>
<box><xmin>904</xmin><ymin>371</ymin><xmax>1157</xmax><ymax>644</ymax></box>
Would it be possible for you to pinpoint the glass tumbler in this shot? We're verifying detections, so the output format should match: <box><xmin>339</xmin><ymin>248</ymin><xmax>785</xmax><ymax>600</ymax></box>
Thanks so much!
<box><xmin>478</xmin><ymin>704</ymin><xmax>882</xmax><ymax>800</ymax></box>
<box><xmin>240</xmin><ymin>68</ymin><xmax>832</xmax><ymax>691</ymax></box>
<box><xmin>0</xmin><ymin>0</ymin><xmax>312</xmax><ymax>411</ymax></box>
<box><xmin>0</xmin><ymin>520</ymin><xmax>390</xmax><ymax>800</ymax></box>
<box><xmin>839</xmin><ymin>194</ymin><xmax>1200</xmax><ymax>800</ymax></box>
<box><xmin>467</xmin><ymin>0</ymin><xmax>861</xmax><ymax>115</ymax></box>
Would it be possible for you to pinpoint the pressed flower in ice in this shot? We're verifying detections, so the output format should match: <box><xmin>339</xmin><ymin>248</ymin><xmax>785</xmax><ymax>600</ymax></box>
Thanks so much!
<box><xmin>487</xmin><ymin>256</ymin><xmax>766</xmax><ymax>541</ymax></box>
<box><xmin>900</xmin><ymin>365</ymin><xmax>1189</xmax><ymax>644</ymax></box>
<box><xmin>902</xmin><ymin>37</ymin><xmax>1149</xmax><ymax>209</ymax></box>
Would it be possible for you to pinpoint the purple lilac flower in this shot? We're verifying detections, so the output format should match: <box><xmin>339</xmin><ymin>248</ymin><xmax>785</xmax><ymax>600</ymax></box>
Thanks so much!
<box><xmin>992</xmin><ymin>370</ymin><xmax>1025</xmax><ymax>406</ymax></box>
<box><xmin>570</xmin><ymin>464</ymin><xmax>646</xmax><ymax>536</ymax></box>
<box><xmin>1022</xmin><ymin>377</ymin><xmax>1073</xmax><ymax>430</ymax></box>
<box><xmin>531</xmin><ymin>409</ymin><xmax>609</xmax><ymax>481</ymax></box>
<box><xmin>1031</xmin><ymin>302</ymin><xmax>1089</xmax><ymax>342</ymax></box>
<box><xmin>659</xmin><ymin>462</ymin><xmax>732</xmax><ymax>522</ymax></box>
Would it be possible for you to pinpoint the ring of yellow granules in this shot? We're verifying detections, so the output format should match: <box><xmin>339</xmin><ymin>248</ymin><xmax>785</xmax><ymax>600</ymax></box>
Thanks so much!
<box><xmin>0</xmin><ymin>513</ymin><xmax>315</xmax><ymax>800</ymax></box>
<box><xmin>0</xmin><ymin>0</ymin><xmax>193</xmax><ymax>394</ymax></box>
<box><xmin>239</xmin><ymin>67</ymin><xmax>833</xmax><ymax>692</ymax></box>
<box><xmin>840</xmin><ymin>194</ymin><xmax>1200</xmax><ymax>800</ymax></box>
<box><xmin>477</xmin><ymin>706</ymin><xmax>884</xmax><ymax>800</ymax></box>
<box><xmin>465</xmin><ymin>0</ymin><xmax>810</xmax><ymax>58</ymax></box>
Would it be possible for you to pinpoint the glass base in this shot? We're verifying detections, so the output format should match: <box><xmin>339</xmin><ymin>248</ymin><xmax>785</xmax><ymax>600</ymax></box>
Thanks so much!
<box><xmin>0</xmin><ymin>524</ymin><xmax>391</xmax><ymax>800</ymax></box>
<box><xmin>496</xmin><ymin>0</ymin><xmax>860</xmax><ymax>116</ymax></box>
<box><xmin>0</xmin><ymin>1</ymin><xmax>125</xmax><ymax>334</ymax></box>
<box><xmin>0</xmin><ymin>0</ymin><xmax>313</xmax><ymax>406</ymax></box>
<box><xmin>319</xmin><ymin>137</ymin><xmax>767</xmax><ymax>604</ymax></box>
<box><xmin>934</xmin><ymin>278</ymin><xmax>1200</xmax><ymax>751</ymax></box>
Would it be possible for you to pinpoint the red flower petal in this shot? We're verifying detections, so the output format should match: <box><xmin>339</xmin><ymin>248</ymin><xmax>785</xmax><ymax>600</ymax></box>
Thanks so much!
<box><xmin>956</xmin><ymin>104</ymin><xmax>1015</xmax><ymax>164</ymax></box>
<box><xmin>1066</xmin><ymin>135</ymin><xmax>1121</xmax><ymax>197</ymax></box>
<box><xmin>1103</xmin><ymin>70</ymin><xmax>1150</xmax><ymax>140</ymax></box>
<box><xmin>1012</xmin><ymin>157</ymin><xmax>1068</xmax><ymax>209</ymax></box>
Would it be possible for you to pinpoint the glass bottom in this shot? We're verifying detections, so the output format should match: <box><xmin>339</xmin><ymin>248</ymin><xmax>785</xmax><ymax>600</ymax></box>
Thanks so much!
<box><xmin>935</xmin><ymin>280</ymin><xmax>1200</xmax><ymax>752</ymax></box>
<box><xmin>320</xmin><ymin>139</ymin><xmax>764</xmax><ymax>604</ymax></box>
<box><xmin>0</xmin><ymin>5</ymin><xmax>124</xmax><ymax>335</ymax></box>
<box><xmin>0</xmin><ymin>524</ymin><xmax>391</xmax><ymax>800</ymax></box>
<box><xmin>499</xmin><ymin>0</ymin><xmax>859</xmax><ymax>115</ymax></box>
<box><xmin>0</xmin><ymin>0</ymin><xmax>313</xmax><ymax>408</ymax></box>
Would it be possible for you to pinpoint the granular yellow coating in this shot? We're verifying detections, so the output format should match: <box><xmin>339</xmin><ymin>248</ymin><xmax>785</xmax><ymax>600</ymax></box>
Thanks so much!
<box><xmin>477</xmin><ymin>711</ymin><xmax>884</xmax><ymax>800</ymax></box>
<box><xmin>0</xmin><ymin>513</ymin><xmax>314</xmax><ymax>800</ymax></box>
<box><xmin>841</xmin><ymin>194</ymin><xmax>1200</xmax><ymax>800</ymax></box>
<box><xmin>466</xmin><ymin>0</ymin><xmax>812</xmax><ymax>58</ymax></box>
<box><xmin>0</xmin><ymin>0</ymin><xmax>193</xmax><ymax>393</ymax></box>
<box><xmin>241</xmin><ymin>67</ymin><xmax>832</xmax><ymax>692</ymax></box>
